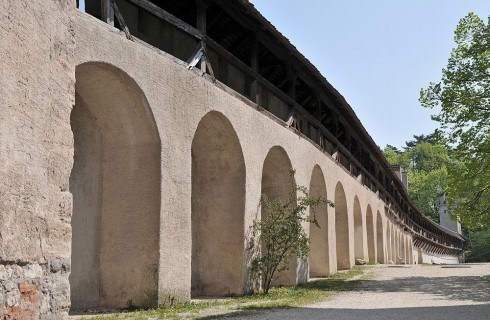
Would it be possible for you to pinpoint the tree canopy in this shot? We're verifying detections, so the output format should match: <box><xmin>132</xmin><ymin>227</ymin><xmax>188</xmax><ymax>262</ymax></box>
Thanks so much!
<box><xmin>420</xmin><ymin>13</ymin><xmax>490</xmax><ymax>228</ymax></box>
<box><xmin>382</xmin><ymin>135</ymin><xmax>450</xmax><ymax>222</ymax></box>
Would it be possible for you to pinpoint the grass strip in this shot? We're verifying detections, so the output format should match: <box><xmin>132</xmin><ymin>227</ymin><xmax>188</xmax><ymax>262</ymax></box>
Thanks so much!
<box><xmin>86</xmin><ymin>266</ymin><xmax>371</xmax><ymax>320</ymax></box>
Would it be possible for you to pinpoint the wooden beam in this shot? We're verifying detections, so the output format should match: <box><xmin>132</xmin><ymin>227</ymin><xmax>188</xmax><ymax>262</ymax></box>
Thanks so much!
<box><xmin>197</xmin><ymin>0</ymin><xmax>207</xmax><ymax>73</ymax></box>
<box><xmin>250</xmin><ymin>35</ymin><xmax>260</xmax><ymax>104</ymax></box>
<box><xmin>111</xmin><ymin>0</ymin><xmax>133</xmax><ymax>41</ymax></box>
<box><xmin>101</xmin><ymin>0</ymin><xmax>114</xmax><ymax>26</ymax></box>
<box><xmin>287</xmin><ymin>67</ymin><xmax>297</xmax><ymax>101</ymax></box>
<box><xmin>125</xmin><ymin>0</ymin><xmax>203</xmax><ymax>40</ymax></box>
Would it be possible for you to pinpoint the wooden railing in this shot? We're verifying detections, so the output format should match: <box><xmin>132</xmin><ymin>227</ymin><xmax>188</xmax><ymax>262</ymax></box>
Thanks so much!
<box><xmin>93</xmin><ymin>0</ymin><xmax>464</xmax><ymax>251</ymax></box>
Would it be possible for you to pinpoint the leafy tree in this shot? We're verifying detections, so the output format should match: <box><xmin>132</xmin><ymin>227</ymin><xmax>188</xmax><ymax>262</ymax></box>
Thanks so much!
<box><xmin>407</xmin><ymin>167</ymin><xmax>448</xmax><ymax>221</ymax></box>
<box><xmin>382</xmin><ymin>145</ymin><xmax>405</xmax><ymax>167</ymax></box>
<box><xmin>402</xmin><ymin>142</ymin><xmax>450</xmax><ymax>173</ymax></box>
<box><xmin>465</xmin><ymin>228</ymin><xmax>490</xmax><ymax>262</ymax></box>
<box><xmin>420</xmin><ymin>13</ymin><xmax>490</xmax><ymax>228</ymax></box>
<box><xmin>382</xmin><ymin>136</ymin><xmax>450</xmax><ymax>222</ymax></box>
<box><xmin>247</xmin><ymin>170</ymin><xmax>333</xmax><ymax>294</ymax></box>
<box><xmin>404</xmin><ymin>132</ymin><xmax>441</xmax><ymax>150</ymax></box>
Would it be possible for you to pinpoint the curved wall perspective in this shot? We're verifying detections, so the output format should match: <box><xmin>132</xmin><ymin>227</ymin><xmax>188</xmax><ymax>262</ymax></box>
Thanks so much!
<box><xmin>70</xmin><ymin>62</ymin><xmax>161</xmax><ymax>309</ymax></box>
<box><xmin>0</xmin><ymin>2</ymin><xmax>465</xmax><ymax>317</ymax></box>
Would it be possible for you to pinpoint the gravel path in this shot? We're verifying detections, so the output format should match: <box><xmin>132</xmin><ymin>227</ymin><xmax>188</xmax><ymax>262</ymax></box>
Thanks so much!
<box><xmin>225</xmin><ymin>263</ymin><xmax>490</xmax><ymax>320</ymax></box>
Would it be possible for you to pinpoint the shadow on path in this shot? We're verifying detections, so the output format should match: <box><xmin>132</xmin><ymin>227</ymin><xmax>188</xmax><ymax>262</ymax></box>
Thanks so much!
<box><xmin>363</xmin><ymin>275</ymin><xmax>490</xmax><ymax>303</ymax></box>
<box><xmin>217</xmin><ymin>304</ymin><xmax>490</xmax><ymax>320</ymax></box>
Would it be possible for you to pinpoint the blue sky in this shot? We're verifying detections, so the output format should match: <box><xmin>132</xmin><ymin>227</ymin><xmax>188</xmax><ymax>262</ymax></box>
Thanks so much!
<box><xmin>79</xmin><ymin>1</ymin><xmax>490</xmax><ymax>148</ymax></box>
<box><xmin>249</xmin><ymin>1</ymin><xmax>490</xmax><ymax>148</ymax></box>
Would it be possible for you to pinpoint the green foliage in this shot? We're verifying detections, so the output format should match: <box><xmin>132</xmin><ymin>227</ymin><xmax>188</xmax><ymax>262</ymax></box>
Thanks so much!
<box><xmin>92</xmin><ymin>267</ymin><xmax>369</xmax><ymax>320</ymax></box>
<box><xmin>420</xmin><ymin>13</ymin><xmax>490</xmax><ymax>228</ymax></box>
<box><xmin>247</xmin><ymin>170</ymin><xmax>334</xmax><ymax>294</ymax></box>
<box><xmin>465</xmin><ymin>229</ymin><xmax>490</xmax><ymax>262</ymax></box>
<box><xmin>404</xmin><ymin>132</ymin><xmax>441</xmax><ymax>150</ymax></box>
<box><xmin>382</xmin><ymin>138</ymin><xmax>450</xmax><ymax>222</ymax></box>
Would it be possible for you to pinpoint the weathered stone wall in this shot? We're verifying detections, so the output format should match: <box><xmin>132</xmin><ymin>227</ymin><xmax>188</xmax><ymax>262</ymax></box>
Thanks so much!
<box><xmin>0</xmin><ymin>0</ymin><xmax>75</xmax><ymax>318</ymax></box>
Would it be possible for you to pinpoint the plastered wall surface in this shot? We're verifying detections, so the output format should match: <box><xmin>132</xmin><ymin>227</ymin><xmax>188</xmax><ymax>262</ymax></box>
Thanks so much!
<box><xmin>75</xmin><ymin>12</ymin><xmax>391</xmax><ymax>304</ymax></box>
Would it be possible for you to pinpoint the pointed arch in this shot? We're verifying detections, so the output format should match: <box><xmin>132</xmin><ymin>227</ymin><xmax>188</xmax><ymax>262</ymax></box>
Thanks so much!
<box><xmin>191</xmin><ymin>111</ymin><xmax>246</xmax><ymax>297</ymax></box>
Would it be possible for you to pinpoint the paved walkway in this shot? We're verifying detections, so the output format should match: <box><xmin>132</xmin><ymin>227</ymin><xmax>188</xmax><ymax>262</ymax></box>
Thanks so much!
<box><xmin>227</xmin><ymin>263</ymin><xmax>490</xmax><ymax>320</ymax></box>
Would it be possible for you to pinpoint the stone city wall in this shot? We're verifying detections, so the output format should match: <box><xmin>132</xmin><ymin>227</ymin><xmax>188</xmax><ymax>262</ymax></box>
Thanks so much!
<box><xmin>0</xmin><ymin>0</ymin><xmax>75</xmax><ymax>318</ymax></box>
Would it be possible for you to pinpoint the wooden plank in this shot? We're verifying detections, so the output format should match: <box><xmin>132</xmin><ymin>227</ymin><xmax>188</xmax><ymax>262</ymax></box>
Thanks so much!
<box><xmin>125</xmin><ymin>0</ymin><xmax>203</xmax><ymax>40</ymax></box>
<box><xmin>250</xmin><ymin>35</ymin><xmax>260</xmax><ymax>104</ymax></box>
<box><xmin>287</xmin><ymin>67</ymin><xmax>297</xmax><ymax>101</ymax></box>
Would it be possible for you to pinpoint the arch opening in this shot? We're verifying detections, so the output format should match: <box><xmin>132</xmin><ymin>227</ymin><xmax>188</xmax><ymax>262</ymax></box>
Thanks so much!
<box><xmin>353</xmin><ymin>196</ymin><xmax>364</xmax><ymax>261</ymax></box>
<box><xmin>191</xmin><ymin>111</ymin><xmax>246</xmax><ymax>297</ymax></box>
<box><xmin>376</xmin><ymin>211</ymin><xmax>385</xmax><ymax>263</ymax></box>
<box><xmin>308</xmin><ymin>165</ymin><xmax>329</xmax><ymax>277</ymax></box>
<box><xmin>335</xmin><ymin>182</ymin><xmax>350</xmax><ymax>270</ymax></box>
<box><xmin>391</xmin><ymin>225</ymin><xmax>396</xmax><ymax>262</ymax></box>
<box><xmin>70</xmin><ymin>62</ymin><xmax>161</xmax><ymax>309</ymax></box>
<box><xmin>386</xmin><ymin>225</ymin><xmax>393</xmax><ymax>263</ymax></box>
<box><xmin>261</xmin><ymin>146</ymin><xmax>296</xmax><ymax>286</ymax></box>
<box><xmin>366</xmin><ymin>205</ymin><xmax>375</xmax><ymax>262</ymax></box>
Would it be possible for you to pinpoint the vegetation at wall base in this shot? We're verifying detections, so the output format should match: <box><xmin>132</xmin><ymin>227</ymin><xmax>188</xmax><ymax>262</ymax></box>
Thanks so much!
<box><xmin>247</xmin><ymin>169</ymin><xmax>334</xmax><ymax>294</ymax></box>
<box><xmin>89</xmin><ymin>267</ymin><xmax>368</xmax><ymax>320</ymax></box>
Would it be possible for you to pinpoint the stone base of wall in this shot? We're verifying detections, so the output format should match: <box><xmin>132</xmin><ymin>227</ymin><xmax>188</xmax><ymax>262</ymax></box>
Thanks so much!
<box><xmin>0</xmin><ymin>260</ymin><xmax>70</xmax><ymax>320</ymax></box>
<box><xmin>420</xmin><ymin>251</ymin><xmax>461</xmax><ymax>265</ymax></box>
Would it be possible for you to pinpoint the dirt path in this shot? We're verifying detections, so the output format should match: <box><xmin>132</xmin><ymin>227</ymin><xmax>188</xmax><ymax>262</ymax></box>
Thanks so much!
<box><xmin>225</xmin><ymin>263</ymin><xmax>490</xmax><ymax>320</ymax></box>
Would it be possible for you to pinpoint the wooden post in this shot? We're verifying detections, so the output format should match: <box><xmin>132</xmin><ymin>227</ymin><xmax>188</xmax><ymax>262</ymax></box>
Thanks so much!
<box><xmin>197</xmin><ymin>0</ymin><xmax>207</xmax><ymax>73</ymax></box>
<box><xmin>101</xmin><ymin>0</ymin><xmax>115</xmax><ymax>26</ymax></box>
<box><xmin>288</xmin><ymin>67</ymin><xmax>297</xmax><ymax>101</ymax></box>
<box><xmin>251</xmin><ymin>35</ymin><xmax>260</xmax><ymax>105</ymax></box>
<box><xmin>315</xmin><ymin>91</ymin><xmax>322</xmax><ymax>120</ymax></box>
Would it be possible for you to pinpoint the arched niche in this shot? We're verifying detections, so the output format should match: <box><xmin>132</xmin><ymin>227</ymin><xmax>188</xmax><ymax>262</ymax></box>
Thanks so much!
<box><xmin>376</xmin><ymin>211</ymin><xmax>385</xmax><ymax>263</ymax></box>
<box><xmin>70</xmin><ymin>62</ymin><xmax>161</xmax><ymax>309</ymax></box>
<box><xmin>261</xmin><ymin>146</ymin><xmax>296</xmax><ymax>286</ymax></box>
<box><xmin>309</xmin><ymin>165</ymin><xmax>329</xmax><ymax>277</ymax></box>
<box><xmin>386</xmin><ymin>222</ymin><xmax>392</xmax><ymax>262</ymax></box>
<box><xmin>335</xmin><ymin>182</ymin><xmax>350</xmax><ymax>270</ymax></box>
<box><xmin>191</xmin><ymin>111</ymin><xmax>246</xmax><ymax>297</ymax></box>
<box><xmin>353</xmin><ymin>196</ymin><xmax>364</xmax><ymax>261</ymax></box>
<box><xmin>366</xmin><ymin>205</ymin><xmax>375</xmax><ymax>262</ymax></box>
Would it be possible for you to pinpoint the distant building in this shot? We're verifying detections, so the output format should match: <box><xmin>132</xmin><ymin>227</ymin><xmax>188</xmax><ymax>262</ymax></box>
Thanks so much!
<box><xmin>438</xmin><ymin>193</ymin><xmax>462</xmax><ymax>234</ymax></box>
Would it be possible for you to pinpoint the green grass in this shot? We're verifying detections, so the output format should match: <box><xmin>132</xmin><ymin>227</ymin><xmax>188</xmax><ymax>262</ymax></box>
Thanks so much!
<box><xmin>86</xmin><ymin>266</ymin><xmax>370</xmax><ymax>320</ymax></box>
